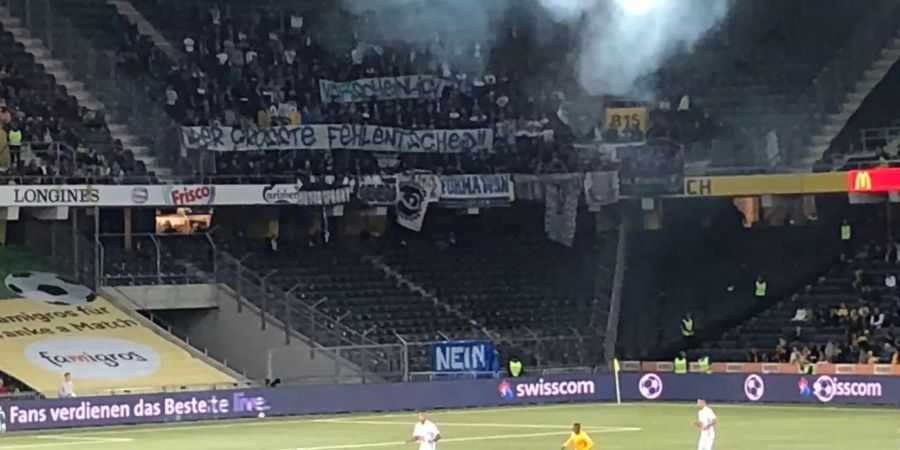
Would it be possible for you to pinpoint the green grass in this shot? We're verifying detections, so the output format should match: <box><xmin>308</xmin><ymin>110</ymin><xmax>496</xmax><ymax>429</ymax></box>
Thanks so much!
<box><xmin>0</xmin><ymin>402</ymin><xmax>897</xmax><ymax>449</ymax></box>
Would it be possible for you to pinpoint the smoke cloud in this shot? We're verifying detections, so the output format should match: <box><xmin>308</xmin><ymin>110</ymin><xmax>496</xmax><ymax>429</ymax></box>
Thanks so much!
<box><xmin>539</xmin><ymin>0</ymin><xmax>731</xmax><ymax>95</ymax></box>
<box><xmin>338</xmin><ymin>0</ymin><xmax>510</xmax><ymax>65</ymax></box>
<box><xmin>337</xmin><ymin>0</ymin><xmax>730</xmax><ymax>97</ymax></box>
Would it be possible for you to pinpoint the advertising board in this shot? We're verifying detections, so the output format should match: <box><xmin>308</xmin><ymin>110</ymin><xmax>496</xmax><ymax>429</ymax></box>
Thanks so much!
<box><xmin>3</xmin><ymin>373</ymin><xmax>899</xmax><ymax>432</ymax></box>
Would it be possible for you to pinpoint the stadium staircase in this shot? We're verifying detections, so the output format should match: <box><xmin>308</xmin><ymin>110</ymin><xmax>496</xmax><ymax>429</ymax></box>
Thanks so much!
<box><xmin>0</xmin><ymin>4</ymin><xmax>165</xmax><ymax>174</ymax></box>
<box><xmin>663</xmin><ymin>0</ymin><xmax>897</xmax><ymax>167</ymax></box>
<box><xmin>107</xmin><ymin>0</ymin><xmax>180</xmax><ymax>62</ymax></box>
<box><xmin>799</xmin><ymin>2</ymin><xmax>900</xmax><ymax>165</ymax></box>
<box><xmin>4</xmin><ymin>0</ymin><xmax>174</xmax><ymax>175</ymax></box>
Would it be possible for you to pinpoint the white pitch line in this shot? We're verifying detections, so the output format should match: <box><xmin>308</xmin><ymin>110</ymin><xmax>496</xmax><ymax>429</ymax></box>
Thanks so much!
<box><xmin>20</xmin><ymin>402</ymin><xmax>611</xmax><ymax>438</ymax></box>
<box><xmin>0</xmin><ymin>435</ymin><xmax>133</xmax><ymax>450</ymax></box>
<box><xmin>11</xmin><ymin>401</ymin><xmax>883</xmax><ymax>440</ymax></box>
<box><xmin>288</xmin><ymin>431</ymin><xmax>570</xmax><ymax>450</ymax></box>
<box><xmin>316</xmin><ymin>418</ymin><xmax>641</xmax><ymax>432</ymax></box>
<box><xmin>36</xmin><ymin>436</ymin><xmax>134</xmax><ymax>442</ymax></box>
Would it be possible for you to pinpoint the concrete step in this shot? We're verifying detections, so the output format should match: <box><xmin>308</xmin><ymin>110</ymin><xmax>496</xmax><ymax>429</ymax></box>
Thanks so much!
<box><xmin>822</xmin><ymin>123</ymin><xmax>844</xmax><ymax>135</ymax></box>
<box><xmin>840</xmin><ymin>100</ymin><xmax>862</xmax><ymax>112</ymax></box>
<box><xmin>810</xmin><ymin>135</ymin><xmax>832</xmax><ymax>146</ymax></box>
<box><xmin>7</xmin><ymin>27</ymin><xmax>26</xmax><ymax>39</ymax></box>
<box><xmin>872</xmin><ymin>58</ymin><xmax>896</xmax><ymax>70</ymax></box>
<box><xmin>846</xmin><ymin>91</ymin><xmax>868</xmax><ymax>103</ymax></box>
<box><xmin>882</xmin><ymin>48</ymin><xmax>900</xmax><ymax>59</ymax></box>
<box><xmin>130</xmin><ymin>146</ymin><xmax>151</xmax><ymax>158</ymax></box>
<box><xmin>828</xmin><ymin>112</ymin><xmax>853</xmax><ymax>123</ymax></box>
<box><xmin>0</xmin><ymin>16</ymin><xmax>22</xmax><ymax>28</ymax></box>
<box><xmin>107</xmin><ymin>123</ymin><xmax>129</xmax><ymax>134</ymax></box>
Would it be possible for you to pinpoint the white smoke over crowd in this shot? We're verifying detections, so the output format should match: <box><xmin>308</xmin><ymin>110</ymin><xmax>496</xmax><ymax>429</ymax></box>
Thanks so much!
<box><xmin>338</xmin><ymin>0</ymin><xmax>731</xmax><ymax>97</ymax></box>
<box><xmin>540</xmin><ymin>0</ymin><xmax>732</xmax><ymax>95</ymax></box>
<box><xmin>337</xmin><ymin>0</ymin><xmax>511</xmax><ymax>67</ymax></box>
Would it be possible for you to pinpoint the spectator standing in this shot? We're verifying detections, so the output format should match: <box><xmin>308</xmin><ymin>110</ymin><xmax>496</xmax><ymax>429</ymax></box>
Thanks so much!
<box><xmin>824</xmin><ymin>341</ymin><xmax>837</xmax><ymax>362</ymax></box>
<box><xmin>0</xmin><ymin>377</ymin><xmax>8</xmax><ymax>396</ymax></box>
<box><xmin>58</xmin><ymin>372</ymin><xmax>75</xmax><ymax>398</ymax></box>
<box><xmin>681</xmin><ymin>313</ymin><xmax>695</xmax><ymax>348</ymax></box>
<box><xmin>7</xmin><ymin>122</ymin><xmax>21</xmax><ymax>166</ymax></box>
<box><xmin>885</xmin><ymin>239</ymin><xmax>900</xmax><ymax>263</ymax></box>
<box><xmin>840</xmin><ymin>219</ymin><xmax>851</xmax><ymax>250</ymax></box>
<box><xmin>754</xmin><ymin>275</ymin><xmax>767</xmax><ymax>299</ymax></box>
<box><xmin>869</xmin><ymin>307</ymin><xmax>885</xmax><ymax>329</ymax></box>
<box><xmin>791</xmin><ymin>305</ymin><xmax>810</xmax><ymax>322</ymax></box>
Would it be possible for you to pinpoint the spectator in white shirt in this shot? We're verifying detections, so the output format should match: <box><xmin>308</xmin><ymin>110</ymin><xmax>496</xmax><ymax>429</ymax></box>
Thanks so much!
<box><xmin>284</xmin><ymin>49</ymin><xmax>297</xmax><ymax>65</ymax></box>
<box><xmin>58</xmin><ymin>372</ymin><xmax>75</xmax><ymax>398</ymax></box>
<box><xmin>869</xmin><ymin>307</ymin><xmax>885</xmax><ymax>329</ymax></box>
<box><xmin>791</xmin><ymin>307</ymin><xmax>810</xmax><ymax>322</ymax></box>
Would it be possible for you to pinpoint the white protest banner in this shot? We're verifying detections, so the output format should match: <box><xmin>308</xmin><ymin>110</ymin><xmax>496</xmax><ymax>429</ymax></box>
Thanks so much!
<box><xmin>356</xmin><ymin>175</ymin><xmax>399</xmax><ymax>206</ymax></box>
<box><xmin>261</xmin><ymin>183</ymin><xmax>353</xmax><ymax>206</ymax></box>
<box><xmin>319</xmin><ymin>75</ymin><xmax>446</xmax><ymax>104</ymax></box>
<box><xmin>439</xmin><ymin>174</ymin><xmax>513</xmax><ymax>208</ymax></box>
<box><xmin>0</xmin><ymin>185</ymin><xmax>353</xmax><ymax>207</ymax></box>
<box><xmin>180</xmin><ymin>124</ymin><xmax>494</xmax><ymax>154</ymax></box>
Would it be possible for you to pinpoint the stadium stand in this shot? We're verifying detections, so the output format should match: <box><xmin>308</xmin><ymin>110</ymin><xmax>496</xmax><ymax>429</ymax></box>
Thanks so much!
<box><xmin>682</xmin><ymin>214</ymin><xmax>900</xmax><ymax>365</ymax></box>
<box><xmin>618</xmin><ymin>211</ymin><xmax>839</xmax><ymax>360</ymax></box>
<box><xmin>3</xmin><ymin>0</ymin><xmax>900</xmax><ymax>398</ymax></box>
<box><xmin>201</xmin><ymin>207</ymin><xmax>614</xmax><ymax>372</ymax></box>
<box><xmin>0</xmin><ymin>19</ymin><xmax>117</xmax><ymax>181</ymax></box>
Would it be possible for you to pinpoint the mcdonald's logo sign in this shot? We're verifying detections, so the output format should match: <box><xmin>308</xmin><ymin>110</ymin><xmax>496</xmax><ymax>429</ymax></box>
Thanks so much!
<box><xmin>853</xmin><ymin>171</ymin><xmax>872</xmax><ymax>191</ymax></box>
<box><xmin>847</xmin><ymin>168</ymin><xmax>900</xmax><ymax>192</ymax></box>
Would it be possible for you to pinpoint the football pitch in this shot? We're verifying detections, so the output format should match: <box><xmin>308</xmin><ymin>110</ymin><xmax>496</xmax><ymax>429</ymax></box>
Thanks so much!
<box><xmin>0</xmin><ymin>402</ymin><xmax>896</xmax><ymax>449</ymax></box>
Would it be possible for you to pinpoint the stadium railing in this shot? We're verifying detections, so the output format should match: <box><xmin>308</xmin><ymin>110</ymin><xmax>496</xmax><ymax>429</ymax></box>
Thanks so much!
<box><xmin>860</xmin><ymin>125</ymin><xmax>900</xmax><ymax>152</ymax></box>
<box><xmin>206</xmin><ymin>250</ymin><xmax>408</xmax><ymax>382</ymax></box>
<box><xmin>622</xmin><ymin>360</ymin><xmax>900</xmax><ymax>375</ymax></box>
<box><xmin>87</xmin><ymin>380</ymin><xmax>256</xmax><ymax>397</ymax></box>
<box><xmin>407</xmin><ymin>372</ymin><xmax>499</xmax><ymax>382</ymax></box>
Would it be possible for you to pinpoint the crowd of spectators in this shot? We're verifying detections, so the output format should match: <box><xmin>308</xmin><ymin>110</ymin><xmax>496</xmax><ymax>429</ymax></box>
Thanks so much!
<box><xmin>0</xmin><ymin>1</ymin><xmax>736</xmax><ymax>185</ymax></box>
<box><xmin>747</xmin><ymin>238</ymin><xmax>900</xmax><ymax>368</ymax></box>
<box><xmin>0</xmin><ymin>55</ymin><xmax>152</xmax><ymax>184</ymax></box>
<box><xmin>0</xmin><ymin>371</ymin><xmax>32</xmax><ymax>399</ymax></box>
<box><xmin>93</xmin><ymin>2</ymin><xmax>730</xmax><ymax>183</ymax></box>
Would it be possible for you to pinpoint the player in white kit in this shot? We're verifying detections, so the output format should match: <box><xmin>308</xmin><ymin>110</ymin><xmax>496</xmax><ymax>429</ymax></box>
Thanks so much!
<box><xmin>409</xmin><ymin>411</ymin><xmax>441</xmax><ymax>450</ymax></box>
<box><xmin>693</xmin><ymin>399</ymin><xmax>716</xmax><ymax>450</ymax></box>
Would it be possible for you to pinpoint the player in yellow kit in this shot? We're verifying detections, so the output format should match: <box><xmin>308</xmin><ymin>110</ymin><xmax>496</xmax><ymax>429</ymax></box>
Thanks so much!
<box><xmin>561</xmin><ymin>422</ymin><xmax>594</xmax><ymax>450</ymax></box>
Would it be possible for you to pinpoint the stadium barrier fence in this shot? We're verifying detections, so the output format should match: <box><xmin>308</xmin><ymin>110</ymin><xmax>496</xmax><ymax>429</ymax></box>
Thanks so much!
<box><xmin>2</xmin><ymin>372</ymin><xmax>899</xmax><ymax>432</ymax></box>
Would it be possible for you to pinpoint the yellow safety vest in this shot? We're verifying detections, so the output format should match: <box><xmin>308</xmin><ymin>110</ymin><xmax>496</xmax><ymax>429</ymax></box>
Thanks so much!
<box><xmin>755</xmin><ymin>281</ymin><xmax>767</xmax><ymax>297</ymax></box>
<box><xmin>840</xmin><ymin>224</ymin><xmax>851</xmax><ymax>241</ymax></box>
<box><xmin>508</xmin><ymin>360</ymin><xmax>522</xmax><ymax>378</ymax></box>
<box><xmin>681</xmin><ymin>318</ymin><xmax>694</xmax><ymax>337</ymax></box>
<box><xmin>801</xmin><ymin>362</ymin><xmax>815</xmax><ymax>375</ymax></box>
<box><xmin>8</xmin><ymin>130</ymin><xmax>21</xmax><ymax>146</ymax></box>
<box><xmin>698</xmin><ymin>357</ymin><xmax>710</xmax><ymax>374</ymax></box>
<box><xmin>674</xmin><ymin>357</ymin><xmax>687</xmax><ymax>374</ymax></box>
